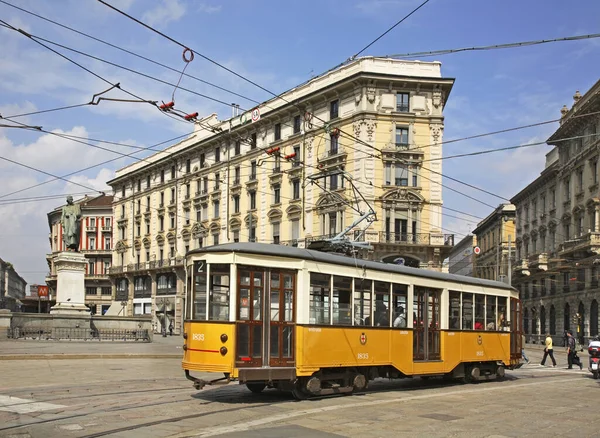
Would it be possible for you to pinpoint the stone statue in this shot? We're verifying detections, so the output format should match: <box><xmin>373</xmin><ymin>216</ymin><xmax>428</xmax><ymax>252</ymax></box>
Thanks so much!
<box><xmin>61</xmin><ymin>195</ymin><xmax>82</xmax><ymax>251</ymax></box>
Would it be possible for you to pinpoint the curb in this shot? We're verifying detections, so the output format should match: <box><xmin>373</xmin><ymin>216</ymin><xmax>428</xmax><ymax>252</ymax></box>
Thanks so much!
<box><xmin>0</xmin><ymin>354</ymin><xmax>182</xmax><ymax>360</ymax></box>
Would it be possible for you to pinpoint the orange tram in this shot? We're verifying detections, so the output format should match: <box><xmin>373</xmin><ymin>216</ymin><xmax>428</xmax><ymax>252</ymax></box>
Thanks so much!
<box><xmin>182</xmin><ymin>243</ymin><xmax>523</xmax><ymax>399</ymax></box>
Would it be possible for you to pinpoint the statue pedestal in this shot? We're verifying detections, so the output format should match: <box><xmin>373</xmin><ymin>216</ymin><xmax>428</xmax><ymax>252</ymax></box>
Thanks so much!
<box><xmin>50</xmin><ymin>252</ymin><xmax>90</xmax><ymax>315</ymax></box>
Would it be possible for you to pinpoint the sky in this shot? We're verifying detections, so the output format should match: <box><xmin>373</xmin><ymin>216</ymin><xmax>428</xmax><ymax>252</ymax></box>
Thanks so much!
<box><xmin>1</xmin><ymin>0</ymin><xmax>599</xmax><ymax>286</ymax></box>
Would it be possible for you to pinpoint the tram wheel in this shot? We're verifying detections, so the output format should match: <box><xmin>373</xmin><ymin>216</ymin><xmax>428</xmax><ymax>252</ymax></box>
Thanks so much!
<box><xmin>246</xmin><ymin>383</ymin><xmax>266</xmax><ymax>393</ymax></box>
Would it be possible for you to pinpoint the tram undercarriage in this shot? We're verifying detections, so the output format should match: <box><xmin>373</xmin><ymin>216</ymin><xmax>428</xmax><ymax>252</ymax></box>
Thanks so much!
<box><xmin>186</xmin><ymin>360</ymin><xmax>510</xmax><ymax>399</ymax></box>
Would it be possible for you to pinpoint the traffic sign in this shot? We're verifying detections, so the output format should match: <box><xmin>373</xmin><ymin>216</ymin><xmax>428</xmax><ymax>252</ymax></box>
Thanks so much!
<box><xmin>473</xmin><ymin>246</ymin><xmax>481</xmax><ymax>255</ymax></box>
<box><xmin>251</xmin><ymin>107</ymin><xmax>260</xmax><ymax>123</ymax></box>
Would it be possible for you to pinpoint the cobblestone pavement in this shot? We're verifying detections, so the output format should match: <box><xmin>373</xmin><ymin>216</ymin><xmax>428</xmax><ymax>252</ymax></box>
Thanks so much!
<box><xmin>0</xmin><ymin>346</ymin><xmax>598</xmax><ymax>438</ymax></box>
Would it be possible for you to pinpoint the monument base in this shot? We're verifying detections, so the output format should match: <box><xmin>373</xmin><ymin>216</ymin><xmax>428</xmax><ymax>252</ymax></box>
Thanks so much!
<box><xmin>50</xmin><ymin>251</ymin><xmax>90</xmax><ymax>316</ymax></box>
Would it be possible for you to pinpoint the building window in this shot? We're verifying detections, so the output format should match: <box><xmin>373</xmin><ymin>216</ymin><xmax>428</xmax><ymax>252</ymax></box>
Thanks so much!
<box><xmin>90</xmin><ymin>218</ymin><xmax>96</xmax><ymax>227</ymax></box>
<box><xmin>160</xmin><ymin>191</ymin><xmax>164</xmax><ymax>206</ymax></box>
<box><xmin>274</xmin><ymin>123</ymin><xmax>281</xmax><ymax>141</ymax></box>
<box><xmin>291</xmin><ymin>219</ymin><xmax>300</xmax><ymax>242</ymax></box>
<box><xmin>196</xmin><ymin>208</ymin><xmax>201</xmax><ymax>222</ymax></box>
<box><xmin>330</xmin><ymin>134</ymin><xmax>339</xmax><ymax>155</ymax></box>
<box><xmin>330</xmin><ymin>99</ymin><xmax>339</xmax><ymax>119</ymax></box>
<box><xmin>86</xmin><ymin>287</ymin><xmax>97</xmax><ymax>295</ymax></box>
<box><xmin>593</xmin><ymin>160</ymin><xmax>598</xmax><ymax>184</ymax></box>
<box><xmin>146</xmin><ymin>175</ymin><xmax>151</xmax><ymax>188</ymax></box>
<box><xmin>89</xmin><ymin>237</ymin><xmax>96</xmax><ymax>250</ymax></box>
<box><xmin>215</xmin><ymin>172</ymin><xmax>220</xmax><ymax>190</ymax></box>
<box><xmin>251</xmin><ymin>133</ymin><xmax>257</xmax><ymax>149</ymax></box>
<box><xmin>170</xmin><ymin>245</ymin><xmax>175</xmax><ymax>258</ymax></box>
<box><xmin>213</xmin><ymin>233</ymin><xmax>219</xmax><ymax>245</ymax></box>
<box><xmin>136</xmin><ymin>223</ymin><xmax>141</xmax><ymax>236</ymax></box>
<box><xmin>550</xmin><ymin>188</ymin><xmax>556</xmax><ymax>209</ymax></box>
<box><xmin>249</xmin><ymin>191</ymin><xmax>256</xmax><ymax>210</ymax></box>
<box><xmin>564</xmin><ymin>178</ymin><xmax>570</xmax><ymax>200</ymax></box>
<box><xmin>146</xmin><ymin>221</ymin><xmax>150</xmax><ymax>235</ymax></box>
<box><xmin>273</xmin><ymin>184</ymin><xmax>281</xmax><ymax>204</ymax></box>
<box><xmin>203</xmin><ymin>177</ymin><xmax>208</xmax><ymax>193</ymax></box>
<box><xmin>233</xmin><ymin>230</ymin><xmax>240</xmax><ymax>243</ymax></box>
<box><xmin>235</xmin><ymin>140</ymin><xmax>241</xmax><ymax>155</ymax></box>
<box><xmin>396</xmin><ymin>92</ymin><xmax>409</xmax><ymax>112</ymax></box>
<box><xmin>234</xmin><ymin>166</ymin><xmax>241</xmax><ymax>184</ymax></box>
<box><xmin>186</xmin><ymin>159</ymin><xmax>191</xmax><ymax>173</ymax></box>
<box><xmin>250</xmin><ymin>161</ymin><xmax>257</xmax><ymax>180</ymax></box>
<box><xmin>184</xmin><ymin>209</ymin><xmax>190</xmax><ymax>225</ymax></box>
<box><xmin>293</xmin><ymin>115</ymin><xmax>301</xmax><ymax>134</ymax></box>
<box><xmin>160</xmin><ymin>170</ymin><xmax>165</xmax><ymax>183</ymax></box>
<box><xmin>233</xmin><ymin>195</ymin><xmax>240</xmax><ymax>213</ymax></box>
<box><xmin>101</xmin><ymin>287</ymin><xmax>112</xmax><ymax>296</ymax></box>
<box><xmin>121</xmin><ymin>186</ymin><xmax>125</xmax><ymax>197</ymax></box>
<box><xmin>170</xmin><ymin>214</ymin><xmax>175</xmax><ymax>229</ymax></box>
<box><xmin>395</xmin><ymin>127</ymin><xmax>409</xmax><ymax>148</ymax></box>
<box><xmin>159</xmin><ymin>216</ymin><xmax>164</xmax><ymax>231</ymax></box>
<box><xmin>272</xmin><ymin>222</ymin><xmax>280</xmax><ymax>244</ymax></box>
<box><xmin>577</xmin><ymin>168</ymin><xmax>584</xmax><ymax>193</ymax></box>
<box><xmin>214</xmin><ymin>201</ymin><xmax>220</xmax><ymax>218</ymax></box>
<box><xmin>137</xmin><ymin>179</ymin><xmax>141</xmax><ymax>192</ymax></box>
<box><xmin>249</xmin><ymin>226</ymin><xmax>256</xmax><ymax>242</ymax></box>
<box><xmin>292</xmin><ymin>145</ymin><xmax>301</xmax><ymax>167</ymax></box>
<box><xmin>185</xmin><ymin>183</ymin><xmax>190</xmax><ymax>198</ymax></box>
<box><xmin>215</xmin><ymin>147</ymin><xmax>220</xmax><ymax>162</ymax></box>
<box><xmin>200</xmin><ymin>153</ymin><xmax>205</xmax><ymax>167</ymax></box>
<box><xmin>104</xmin><ymin>260</ymin><xmax>111</xmax><ymax>273</ymax></box>
<box><xmin>105</xmin><ymin>237</ymin><xmax>111</xmax><ymax>249</ymax></box>
<box><xmin>170</xmin><ymin>187</ymin><xmax>175</xmax><ymax>204</ymax></box>
<box><xmin>292</xmin><ymin>179</ymin><xmax>300</xmax><ymax>200</ymax></box>
<box><xmin>171</xmin><ymin>165</ymin><xmax>176</xmax><ymax>179</ymax></box>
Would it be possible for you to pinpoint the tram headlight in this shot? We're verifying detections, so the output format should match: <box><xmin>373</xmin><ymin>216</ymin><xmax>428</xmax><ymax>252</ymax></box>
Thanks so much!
<box><xmin>220</xmin><ymin>346</ymin><xmax>228</xmax><ymax>356</ymax></box>
<box><xmin>183</xmin><ymin>344</ymin><xmax>188</xmax><ymax>351</ymax></box>
<box><xmin>220</xmin><ymin>333</ymin><xmax>228</xmax><ymax>343</ymax></box>
<box><xmin>183</xmin><ymin>332</ymin><xmax>188</xmax><ymax>339</ymax></box>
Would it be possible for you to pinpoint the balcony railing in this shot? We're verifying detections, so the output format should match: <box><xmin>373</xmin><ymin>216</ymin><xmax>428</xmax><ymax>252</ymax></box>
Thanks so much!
<box><xmin>86</xmin><ymin>226</ymin><xmax>97</xmax><ymax>232</ymax></box>
<box><xmin>101</xmin><ymin>226</ymin><xmax>112</xmax><ymax>232</ymax></box>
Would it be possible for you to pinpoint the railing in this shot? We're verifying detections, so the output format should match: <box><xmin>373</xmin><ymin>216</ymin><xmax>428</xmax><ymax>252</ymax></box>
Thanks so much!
<box><xmin>232</xmin><ymin>178</ymin><xmax>241</xmax><ymax>185</ymax></box>
<box><xmin>102</xmin><ymin>226</ymin><xmax>112</xmax><ymax>232</ymax></box>
<box><xmin>108</xmin><ymin>266</ymin><xmax>123</xmax><ymax>274</ymax></box>
<box><xmin>272</xmin><ymin>167</ymin><xmax>281</xmax><ymax>174</ymax></box>
<box><xmin>7</xmin><ymin>327</ymin><xmax>151</xmax><ymax>342</ymax></box>
<box><xmin>86</xmin><ymin>226</ymin><xmax>97</xmax><ymax>232</ymax></box>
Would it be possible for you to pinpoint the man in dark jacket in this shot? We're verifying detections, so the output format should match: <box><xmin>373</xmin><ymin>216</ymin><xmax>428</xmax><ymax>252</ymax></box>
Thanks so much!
<box><xmin>567</xmin><ymin>331</ymin><xmax>582</xmax><ymax>370</ymax></box>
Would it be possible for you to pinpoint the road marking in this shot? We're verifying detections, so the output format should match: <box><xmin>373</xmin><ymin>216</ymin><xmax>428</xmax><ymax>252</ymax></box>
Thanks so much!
<box><xmin>171</xmin><ymin>377</ymin><xmax>578</xmax><ymax>438</ymax></box>
<box><xmin>0</xmin><ymin>395</ymin><xmax>66</xmax><ymax>414</ymax></box>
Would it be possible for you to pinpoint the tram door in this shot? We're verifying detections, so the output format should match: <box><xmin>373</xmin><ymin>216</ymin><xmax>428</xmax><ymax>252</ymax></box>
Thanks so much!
<box><xmin>510</xmin><ymin>297</ymin><xmax>522</xmax><ymax>360</ymax></box>
<box><xmin>413</xmin><ymin>287</ymin><xmax>441</xmax><ymax>361</ymax></box>
<box><xmin>236</xmin><ymin>267</ymin><xmax>295</xmax><ymax>368</ymax></box>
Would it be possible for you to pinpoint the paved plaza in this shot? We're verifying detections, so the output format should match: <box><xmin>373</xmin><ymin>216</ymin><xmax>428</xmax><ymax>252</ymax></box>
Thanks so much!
<box><xmin>0</xmin><ymin>339</ymin><xmax>598</xmax><ymax>438</ymax></box>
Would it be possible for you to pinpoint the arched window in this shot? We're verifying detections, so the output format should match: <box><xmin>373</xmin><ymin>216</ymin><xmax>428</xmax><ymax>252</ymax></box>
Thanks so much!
<box><xmin>540</xmin><ymin>306</ymin><xmax>546</xmax><ymax>335</ymax></box>
<box><xmin>591</xmin><ymin>300</ymin><xmax>599</xmax><ymax>336</ymax></box>
<box><xmin>564</xmin><ymin>302</ymin><xmax>570</xmax><ymax>332</ymax></box>
<box><xmin>550</xmin><ymin>305</ymin><xmax>556</xmax><ymax>335</ymax></box>
<box><xmin>578</xmin><ymin>301</ymin><xmax>585</xmax><ymax>340</ymax></box>
<box><xmin>524</xmin><ymin>307</ymin><xmax>529</xmax><ymax>334</ymax></box>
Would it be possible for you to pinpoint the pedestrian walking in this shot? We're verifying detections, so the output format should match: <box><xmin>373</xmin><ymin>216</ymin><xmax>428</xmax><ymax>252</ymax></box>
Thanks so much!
<box><xmin>566</xmin><ymin>330</ymin><xmax>582</xmax><ymax>370</ymax></box>
<box><xmin>521</xmin><ymin>334</ymin><xmax>529</xmax><ymax>363</ymax></box>
<box><xmin>169</xmin><ymin>321</ymin><xmax>174</xmax><ymax>336</ymax></box>
<box><xmin>540</xmin><ymin>333</ymin><xmax>557</xmax><ymax>367</ymax></box>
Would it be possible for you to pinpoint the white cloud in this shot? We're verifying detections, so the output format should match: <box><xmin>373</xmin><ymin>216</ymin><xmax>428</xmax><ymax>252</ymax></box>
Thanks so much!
<box><xmin>197</xmin><ymin>3</ymin><xmax>221</xmax><ymax>14</ymax></box>
<box><xmin>141</xmin><ymin>0</ymin><xmax>186</xmax><ymax>27</ymax></box>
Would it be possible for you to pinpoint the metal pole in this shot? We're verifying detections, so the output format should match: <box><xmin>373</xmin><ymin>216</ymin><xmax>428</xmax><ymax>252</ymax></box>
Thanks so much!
<box><xmin>508</xmin><ymin>234</ymin><xmax>512</xmax><ymax>286</ymax></box>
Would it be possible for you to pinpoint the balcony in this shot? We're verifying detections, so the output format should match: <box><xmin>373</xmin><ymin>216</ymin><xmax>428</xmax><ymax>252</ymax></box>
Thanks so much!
<box><xmin>318</xmin><ymin>146</ymin><xmax>347</xmax><ymax>165</ymax></box>
<box><xmin>559</xmin><ymin>232</ymin><xmax>600</xmax><ymax>257</ymax></box>
<box><xmin>86</xmin><ymin>226</ymin><xmax>97</xmax><ymax>233</ymax></box>
<box><xmin>528</xmin><ymin>253</ymin><xmax>548</xmax><ymax>271</ymax></box>
<box><xmin>101</xmin><ymin>225</ymin><xmax>112</xmax><ymax>233</ymax></box>
<box><xmin>513</xmin><ymin>258</ymin><xmax>530</xmax><ymax>276</ymax></box>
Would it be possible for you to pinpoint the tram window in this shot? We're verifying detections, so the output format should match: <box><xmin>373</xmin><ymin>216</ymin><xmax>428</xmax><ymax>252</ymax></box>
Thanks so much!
<box><xmin>354</xmin><ymin>279</ymin><xmax>372</xmax><ymax>326</ymax></box>
<box><xmin>486</xmin><ymin>296</ymin><xmax>497</xmax><ymax>330</ymax></box>
<box><xmin>474</xmin><ymin>294</ymin><xmax>485</xmax><ymax>330</ymax></box>
<box><xmin>193</xmin><ymin>261</ymin><xmax>207</xmax><ymax>319</ymax></box>
<box><xmin>332</xmin><ymin>276</ymin><xmax>352</xmax><ymax>325</ymax></box>
<box><xmin>462</xmin><ymin>293</ymin><xmax>473</xmax><ymax>330</ymax></box>
<box><xmin>283</xmin><ymin>273</ymin><xmax>294</xmax><ymax>322</ymax></box>
<box><xmin>186</xmin><ymin>265</ymin><xmax>192</xmax><ymax>319</ymax></box>
<box><xmin>372</xmin><ymin>281</ymin><xmax>391</xmax><ymax>327</ymax></box>
<box><xmin>392</xmin><ymin>284</ymin><xmax>408</xmax><ymax>328</ymax></box>
<box><xmin>449</xmin><ymin>291</ymin><xmax>461</xmax><ymax>329</ymax></box>
<box><xmin>209</xmin><ymin>264</ymin><xmax>230</xmax><ymax>321</ymax></box>
<box><xmin>310</xmin><ymin>273</ymin><xmax>330</xmax><ymax>324</ymax></box>
<box><xmin>498</xmin><ymin>296</ymin><xmax>507</xmax><ymax>329</ymax></box>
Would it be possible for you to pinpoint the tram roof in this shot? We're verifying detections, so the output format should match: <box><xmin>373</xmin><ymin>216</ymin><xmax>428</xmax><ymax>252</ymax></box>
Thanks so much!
<box><xmin>188</xmin><ymin>243</ymin><xmax>515</xmax><ymax>291</ymax></box>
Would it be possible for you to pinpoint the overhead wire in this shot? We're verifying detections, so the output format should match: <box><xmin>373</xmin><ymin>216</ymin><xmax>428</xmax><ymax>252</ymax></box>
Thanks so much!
<box><xmin>386</xmin><ymin>32</ymin><xmax>600</xmax><ymax>59</ymax></box>
<box><xmin>0</xmin><ymin>0</ymin><xmax>262</xmax><ymax>106</ymax></box>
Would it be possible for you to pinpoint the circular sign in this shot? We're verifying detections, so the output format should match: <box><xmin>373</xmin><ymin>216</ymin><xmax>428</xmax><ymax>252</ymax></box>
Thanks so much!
<box><xmin>360</xmin><ymin>333</ymin><xmax>367</xmax><ymax>345</ymax></box>
<box><xmin>473</xmin><ymin>246</ymin><xmax>481</xmax><ymax>255</ymax></box>
<box><xmin>251</xmin><ymin>107</ymin><xmax>260</xmax><ymax>122</ymax></box>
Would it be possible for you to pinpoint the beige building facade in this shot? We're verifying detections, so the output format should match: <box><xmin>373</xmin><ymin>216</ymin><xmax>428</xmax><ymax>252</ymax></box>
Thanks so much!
<box><xmin>46</xmin><ymin>194</ymin><xmax>114</xmax><ymax>315</ymax></box>
<box><xmin>107</xmin><ymin>57</ymin><xmax>456</xmax><ymax>334</ymax></box>
<box><xmin>511</xmin><ymin>81</ymin><xmax>600</xmax><ymax>344</ymax></box>
<box><xmin>472</xmin><ymin>204</ymin><xmax>516</xmax><ymax>284</ymax></box>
